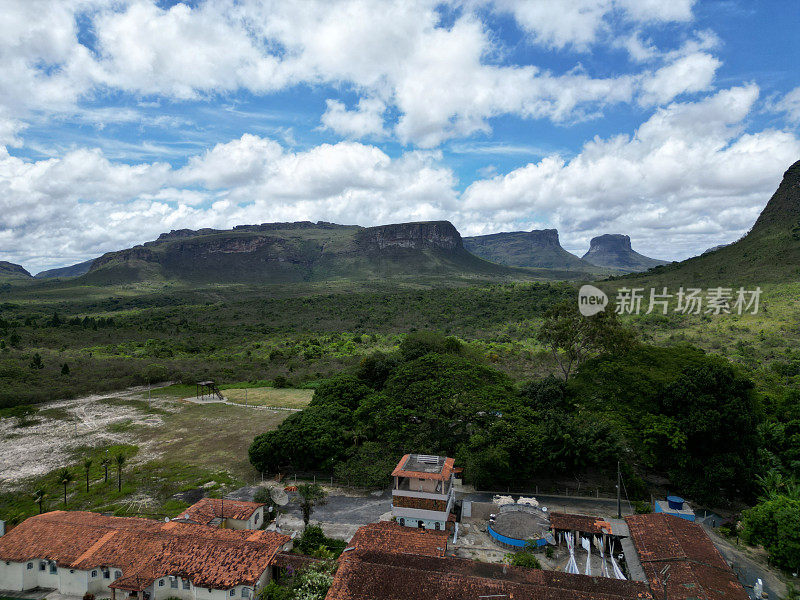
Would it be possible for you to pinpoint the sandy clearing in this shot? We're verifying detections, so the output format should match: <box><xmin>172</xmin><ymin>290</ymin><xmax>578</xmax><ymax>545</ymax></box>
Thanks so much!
<box><xmin>0</xmin><ymin>386</ymin><xmax>172</xmax><ymax>488</ymax></box>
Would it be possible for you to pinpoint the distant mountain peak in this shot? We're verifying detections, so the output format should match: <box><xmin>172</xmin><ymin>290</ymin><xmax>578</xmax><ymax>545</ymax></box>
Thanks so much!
<box><xmin>749</xmin><ymin>159</ymin><xmax>800</xmax><ymax>234</ymax></box>
<box><xmin>582</xmin><ymin>234</ymin><xmax>667</xmax><ymax>273</ymax></box>
<box><xmin>462</xmin><ymin>228</ymin><xmax>596</xmax><ymax>272</ymax></box>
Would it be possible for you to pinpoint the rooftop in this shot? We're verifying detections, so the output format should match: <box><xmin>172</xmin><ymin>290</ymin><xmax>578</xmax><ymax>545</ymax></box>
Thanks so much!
<box><xmin>0</xmin><ymin>511</ymin><xmax>289</xmax><ymax>591</ymax></box>
<box><xmin>347</xmin><ymin>521</ymin><xmax>448</xmax><ymax>557</ymax></box>
<box><xmin>391</xmin><ymin>454</ymin><xmax>455</xmax><ymax>481</ymax></box>
<box><xmin>625</xmin><ymin>513</ymin><xmax>749</xmax><ymax>600</ymax></box>
<box><xmin>327</xmin><ymin>549</ymin><xmax>654</xmax><ymax>600</ymax></box>
<box><xmin>174</xmin><ymin>497</ymin><xmax>264</xmax><ymax>525</ymax></box>
<box><xmin>550</xmin><ymin>512</ymin><xmax>615</xmax><ymax>535</ymax></box>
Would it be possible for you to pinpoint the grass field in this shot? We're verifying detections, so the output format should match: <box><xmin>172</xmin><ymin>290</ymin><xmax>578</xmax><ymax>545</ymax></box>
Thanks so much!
<box><xmin>223</xmin><ymin>387</ymin><xmax>314</xmax><ymax>409</ymax></box>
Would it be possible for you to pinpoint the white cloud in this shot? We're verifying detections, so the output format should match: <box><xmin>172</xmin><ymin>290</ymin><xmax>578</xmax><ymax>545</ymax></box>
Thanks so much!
<box><xmin>0</xmin><ymin>0</ymin><xmax>711</xmax><ymax>148</ymax></box>
<box><xmin>770</xmin><ymin>87</ymin><xmax>800</xmax><ymax>124</ymax></box>
<box><xmin>460</xmin><ymin>85</ymin><xmax>800</xmax><ymax>260</ymax></box>
<box><xmin>492</xmin><ymin>0</ymin><xmax>695</xmax><ymax>51</ymax></box>
<box><xmin>638</xmin><ymin>52</ymin><xmax>721</xmax><ymax>106</ymax></box>
<box><xmin>321</xmin><ymin>97</ymin><xmax>387</xmax><ymax>138</ymax></box>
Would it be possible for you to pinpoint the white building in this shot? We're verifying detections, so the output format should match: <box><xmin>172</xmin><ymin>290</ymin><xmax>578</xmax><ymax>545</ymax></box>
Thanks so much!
<box><xmin>391</xmin><ymin>454</ymin><xmax>456</xmax><ymax>531</ymax></box>
<box><xmin>0</xmin><ymin>511</ymin><xmax>291</xmax><ymax>600</ymax></box>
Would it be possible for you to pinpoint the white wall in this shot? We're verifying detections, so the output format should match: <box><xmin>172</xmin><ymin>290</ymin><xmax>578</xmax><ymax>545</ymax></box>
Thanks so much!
<box><xmin>0</xmin><ymin>561</ymin><xmax>23</xmax><ymax>591</ymax></box>
<box><xmin>59</xmin><ymin>567</ymin><xmax>89</xmax><ymax>595</ymax></box>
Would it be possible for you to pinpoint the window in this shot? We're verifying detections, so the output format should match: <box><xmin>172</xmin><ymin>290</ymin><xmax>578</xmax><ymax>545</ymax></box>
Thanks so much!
<box><xmin>183</xmin><ymin>580</ymin><xmax>190</xmax><ymax>590</ymax></box>
<box><xmin>170</xmin><ymin>578</ymin><xmax>178</xmax><ymax>589</ymax></box>
<box><xmin>40</xmin><ymin>562</ymin><xmax>46</xmax><ymax>571</ymax></box>
<box><xmin>254</xmin><ymin>513</ymin><xmax>260</xmax><ymax>524</ymax></box>
<box><xmin>435</xmin><ymin>522</ymin><xmax>440</xmax><ymax>530</ymax></box>
<box><xmin>50</xmin><ymin>564</ymin><xmax>57</xmax><ymax>574</ymax></box>
<box><xmin>103</xmin><ymin>570</ymin><xmax>110</xmax><ymax>579</ymax></box>
<box><xmin>242</xmin><ymin>589</ymin><xmax>251</xmax><ymax>598</ymax></box>
<box><xmin>115</xmin><ymin>571</ymin><xmax>122</xmax><ymax>579</ymax></box>
<box><xmin>27</xmin><ymin>563</ymin><xmax>33</xmax><ymax>570</ymax></box>
<box><xmin>230</xmin><ymin>590</ymin><xmax>236</xmax><ymax>596</ymax></box>
<box><xmin>159</xmin><ymin>580</ymin><xmax>165</xmax><ymax>587</ymax></box>
<box><xmin>70</xmin><ymin>570</ymin><xmax>75</xmax><ymax>574</ymax></box>
<box><xmin>92</xmin><ymin>570</ymin><xmax>97</xmax><ymax>578</ymax></box>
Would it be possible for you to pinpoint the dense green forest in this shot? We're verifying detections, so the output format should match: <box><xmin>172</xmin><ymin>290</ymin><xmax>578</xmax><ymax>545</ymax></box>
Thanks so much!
<box><xmin>250</xmin><ymin>327</ymin><xmax>790</xmax><ymax>505</ymax></box>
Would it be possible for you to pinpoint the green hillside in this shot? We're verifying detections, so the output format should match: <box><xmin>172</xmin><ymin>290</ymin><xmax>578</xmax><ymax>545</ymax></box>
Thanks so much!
<box><xmin>463</xmin><ymin>229</ymin><xmax>602</xmax><ymax>272</ymax></box>
<box><xmin>0</xmin><ymin>261</ymin><xmax>32</xmax><ymax>282</ymax></box>
<box><xmin>618</xmin><ymin>160</ymin><xmax>800</xmax><ymax>287</ymax></box>
<box><xmin>75</xmin><ymin>220</ymin><xmax>590</xmax><ymax>286</ymax></box>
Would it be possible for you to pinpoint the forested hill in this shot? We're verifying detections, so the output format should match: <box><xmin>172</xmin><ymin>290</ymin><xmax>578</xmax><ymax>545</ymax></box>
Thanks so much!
<box><xmin>620</xmin><ymin>159</ymin><xmax>800</xmax><ymax>286</ymax></box>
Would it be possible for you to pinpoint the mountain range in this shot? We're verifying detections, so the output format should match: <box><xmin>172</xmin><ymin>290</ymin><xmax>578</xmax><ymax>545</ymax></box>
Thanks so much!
<box><xmin>3</xmin><ymin>157</ymin><xmax>798</xmax><ymax>287</ymax></box>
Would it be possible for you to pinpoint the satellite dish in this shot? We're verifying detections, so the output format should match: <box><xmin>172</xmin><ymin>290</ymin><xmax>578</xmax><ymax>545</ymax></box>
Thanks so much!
<box><xmin>164</xmin><ymin>517</ymin><xmax>170</xmax><ymax>522</ymax></box>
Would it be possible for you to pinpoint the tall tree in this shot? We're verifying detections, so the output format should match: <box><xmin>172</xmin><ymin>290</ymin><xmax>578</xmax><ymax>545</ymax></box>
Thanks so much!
<box><xmin>32</xmin><ymin>488</ymin><xmax>47</xmax><ymax>514</ymax></box>
<box><xmin>83</xmin><ymin>458</ymin><xmax>93</xmax><ymax>492</ymax></box>
<box><xmin>294</xmin><ymin>483</ymin><xmax>327</xmax><ymax>529</ymax></box>
<box><xmin>537</xmin><ymin>301</ymin><xmax>636</xmax><ymax>381</ymax></box>
<box><xmin>101</xmin><ymin>456</ymin><xmax>110</xmax><ymax>483</ymax></box>
<box><xmin>57</xmin><ymin>468</ymin><xmax>74</xmax><ymax>505</ymax></box>
<box><xmin>115</xmin><ymin>453</ymin><xmax>126</xmax><ymax>492</ymax></box>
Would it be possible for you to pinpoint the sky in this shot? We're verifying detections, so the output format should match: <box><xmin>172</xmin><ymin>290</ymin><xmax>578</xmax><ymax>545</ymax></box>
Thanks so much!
<box><xmin>1</xmin><ymin>0</ymin><xmax>799</xmax><ymax>274</ymax></box>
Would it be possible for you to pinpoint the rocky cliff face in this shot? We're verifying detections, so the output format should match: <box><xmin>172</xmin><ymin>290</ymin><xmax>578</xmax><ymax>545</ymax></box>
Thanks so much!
<box><xmin>356</xmin><ymin>221</ymin><xmax>462</xmax><ymax>252</ymax></box>
<box><xmin>0</xmin><ymin>261</ymin><xmax>32</xmax><ymax>278</ymax></box>
<box><xmin>463</xmin><ymin>229</ymin><xmax>593</xmax><ymax>271</ymax></box>
<box><xmin>749</xmin><ymin>159</ymin><xmax>800</xmax><ymax>234</ymax></box>
<box><xmin>581</xmin><ymin>234</ymin><xmax>667</xmax><ymax>272</ymax></box>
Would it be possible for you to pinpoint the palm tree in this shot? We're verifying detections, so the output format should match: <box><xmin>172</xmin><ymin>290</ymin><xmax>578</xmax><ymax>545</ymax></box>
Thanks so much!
<box><xmin>57</xmin><ymin>468</ymin><xmax>74</xmax><ymax>505</ymax></box>
<box><xmin>294</xmin><ymin>483</ymin><xmax>327</xmax><ymax>528</ymax></box>
<box><xmin>101</xmin><ymin>455</ymin><xmax>110</xmax><ymax>483</ymax></box>
<box><xmin>32</xmin><ymin>488</ymin><xmax>47</xmax><ymax>514</ymax></box>
<box><xmin>83</xmin><ymin>458</ymin><xmax>93</xmax><ymax>492</ymax></box>
<box><xmin>115</xmin><ymin>453</ymin><xmax>126</xmax><ymax>492</ymax></box>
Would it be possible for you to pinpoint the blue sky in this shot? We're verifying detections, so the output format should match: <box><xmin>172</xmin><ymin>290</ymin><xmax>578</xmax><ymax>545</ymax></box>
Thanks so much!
<box><xmin>1</xmin><ymin>0</ymin><xmax>799</xmax><ymax>273</ymax></box>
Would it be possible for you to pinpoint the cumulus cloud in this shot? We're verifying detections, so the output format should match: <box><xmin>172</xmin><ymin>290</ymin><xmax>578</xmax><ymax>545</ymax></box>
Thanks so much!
<box><xmin>638</xmin><ymin>51</ymin><xmax>720</xmax><ymax>106</ymax></box>
<box><xmin>492</xmin><ymin>0</ymin><xmax>695</xmax><ymax>51</ymax></box>
<box><xmin>0</xmin><ymin>0</ymin><xmax>713</xmax><ymax>148</ymax></box>
<box><xmin>460</xmin><ymin>85</ymin><xmax>800</xmax><ymax>260</ymax></box>
<box><xmin>321</xmin><ymin>97</ymin><xmax>387</xmax><ymax>138</ymax></box>
<box><xmin>0</xmin><ymin>135</ymin><xmax>456</xmax><ymax>273</ymax></box>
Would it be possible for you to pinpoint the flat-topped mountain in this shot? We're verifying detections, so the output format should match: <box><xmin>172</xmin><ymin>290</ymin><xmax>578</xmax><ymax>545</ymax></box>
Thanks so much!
<box><xmin>623</xmin><ymin>158</ymin><xmax>800</xmax><ymax>285</ymax></box>
<box><xmin>463</xmin><ymin>229</ymin><xmax>596</xmax><ymax>271</ymax></box>
<box><xmin>582</xmin><ymin>234</ymin><xmax>668</xmax><ymax>273</ymax></box>
<box><xmin>80</xmin><ymin>220</ymin><xmax>562</xmax><ymax>285</ymax></box>
<box><xmin>0</xmin><ymin>261</ymin><xmax>32</xmax><ymax>280</ymax></box>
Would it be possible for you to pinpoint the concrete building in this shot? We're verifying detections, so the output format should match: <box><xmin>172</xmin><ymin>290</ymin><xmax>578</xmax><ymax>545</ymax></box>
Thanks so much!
<box><xmin>391</xmin><ymin>454</ymin><xmax>455</xmax><ymax>530</ymax></box>
<box><xmin>0</xmin><ymin>511</ymin><xmax>291</xmax><ymax>599</ymax></box>
<box><xmin>172</xmin><ymin>498</ymin><xmax>266</xmax><ymax>530</ymax></box>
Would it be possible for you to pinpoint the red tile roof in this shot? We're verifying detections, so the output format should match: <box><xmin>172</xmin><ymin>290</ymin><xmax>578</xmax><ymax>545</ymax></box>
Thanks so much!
<box><xmin>176</xmin><ymin>497</ymin><xmax>264</xmax><ymax>525</ymax></box>
<box><xmin>347</xmin><ymin>521</ymin><xmax>448</xmax><ymax>557</ymax></box>
<box><xmin>625</xmin><ymin>513</ymin><xmax>749</xmax><ymax>600</ymax></box>
<box><xmin>327</xmin><ymin>550</ymin><xmax>654</xmax><ymax>600</ymax></box>
<box><xmin>391</xmin><ymin>455</ymin><xmax>455</xmax><ymax>481</ymax></box>
<box><xmin>0</xmin><ymin>511</ymin><xmax>289</xmax><ymax>591</ymax></box>
<box><xmin>550</xmin><ymin>512</ymin><xmax>615</xmax><ymax>535</ymax></box>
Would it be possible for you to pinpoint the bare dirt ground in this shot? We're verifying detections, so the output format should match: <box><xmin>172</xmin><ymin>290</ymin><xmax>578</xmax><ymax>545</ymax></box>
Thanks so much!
<box><xmin>0</xmin><ymin>385</ymin><xmax>291</xmax><ymax>490</ymax></box>
<box><xmin>0</xmin><ymin>386</ymin><xmax>169</xmax><ymax>486</ymax></box>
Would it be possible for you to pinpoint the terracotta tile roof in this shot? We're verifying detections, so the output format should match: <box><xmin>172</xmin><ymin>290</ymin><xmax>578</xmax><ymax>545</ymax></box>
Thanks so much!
<box><xmin>347</xmin><ymin>521</ymin><xmax>448</xmax><ymax>557</ymax></box>
<box><xmin>0</xmin><ymin>511</ymin><xmax>290</xmax><ymax>591</ymax></box>
<box><xmin>625</xmin><ymin>513</ymin><xmax>749</xmax><ymax>600</ymax></box>
<box><xmin>550</xmin><ymin>512</ymin><xmax>615</xmax><ymax>535</ymax></box>
<box><xmin>326</xmin><ymin>550</ymin><xmax>654</xmax><ymax>600</ymax></box>
<box><xmin>175</xmin><ymin>497</ymin><xmax>264</xmax><ymax>525</ymax></box>
<box><xmin>391</xmin><ymin>454</ymin><xmax>455</xmax><ymax>481</ymax></box>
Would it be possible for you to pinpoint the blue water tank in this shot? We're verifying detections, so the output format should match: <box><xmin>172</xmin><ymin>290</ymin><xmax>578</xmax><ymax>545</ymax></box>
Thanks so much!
<box><xmin>667</xmin><ymin>496</ymin><xmax>684</xmax><ymax>510</ymax></box>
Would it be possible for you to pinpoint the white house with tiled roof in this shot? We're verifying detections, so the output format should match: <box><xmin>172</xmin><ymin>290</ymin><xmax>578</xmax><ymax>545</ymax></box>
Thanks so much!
<box><xmin>0</xmin><ymin>511</ymin><xmax>291</xmax><ymax>600</ymax></box>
